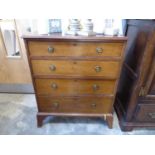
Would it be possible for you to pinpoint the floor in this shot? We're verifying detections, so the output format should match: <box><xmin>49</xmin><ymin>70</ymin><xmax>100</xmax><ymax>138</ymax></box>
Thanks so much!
<box><xmin>0</xmin><ymin>93</ymin><xmax>155</xmax><ymax>135</ymax></box>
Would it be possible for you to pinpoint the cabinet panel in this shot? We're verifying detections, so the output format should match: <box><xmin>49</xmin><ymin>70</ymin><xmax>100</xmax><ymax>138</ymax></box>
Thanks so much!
<box><xmin>135</xmin><ymin>104</ymin><xmax>155</xmax><ymax>122</ymax></box>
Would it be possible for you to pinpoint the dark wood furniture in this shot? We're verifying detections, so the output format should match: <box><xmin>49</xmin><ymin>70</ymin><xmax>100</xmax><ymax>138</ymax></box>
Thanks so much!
<box><xmin>23</xmin><ymin>34</ymin><xmax>127</xmax><ymax>128</ymax></box>
<box><xmin>115</xmin><ymin>20</ymin><xmax>155</xmax><ymax>131</ymax></box>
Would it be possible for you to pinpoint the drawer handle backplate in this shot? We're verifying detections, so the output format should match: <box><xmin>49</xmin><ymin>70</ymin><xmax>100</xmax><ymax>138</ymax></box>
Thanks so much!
<box><xmin>96</xmin><ymin>47</ymin><xmax>103</xmax><ymax>54</ymax></box>
<box><xmin>91</xmin><ymin>103</ymin><xmax>97</xmax><ymax>108</ymax></box>
<box><xmin>52</xmin><ymin>102</ymin><xmax>59</xmax><ymax>108</ymax></box>
<box><xmin>51</xmin><ymin>83</ymin><xmax>58</xmax><ymax>89</ymax></box>
<box><xmin>49</xmin><ymin>64</ymin><xmax>56</xmax><ymax>71</ymax></box>
<box><xmin>95</xmin><ymin>66</ymin><xmax>102</xmax><ymax>72</ymax></box>
<box><xmin>92</xmin><ymin>84</ymin><xmax>100</xmax><ymax>91</ymax></box>
<box><xmin>48</xmin><ymin>46</ymin><xmax>54</xmax><ymax>53</ymax></box>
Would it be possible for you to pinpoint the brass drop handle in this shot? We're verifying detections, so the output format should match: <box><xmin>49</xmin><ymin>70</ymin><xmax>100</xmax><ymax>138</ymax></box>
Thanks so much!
<box><xmin>49</xmin><ymin>64</ymin><xmax>56</xmax><ymax>71</ymax></box>
<box><xmin>93</xmin><ymin>84</ymin><xmax>100</xmax><ymax>91</ymax></box>
<box><xmin>51</xmin><ymin>83</ymin><xmax>58</xmax><ymax>89</ymax></box>
<box><xmin>95</xmin><ymin>66</ymin><xmax>102</xmax><ymax>72</ymax></box>
<box><xmin>91</xmin><ymin>103</ymin><xmax>97</xmax><ymax>108</ymax></box>
<box><xmin>96</xmin><ymin>47</ymin><xmax>103</xmax><ymax>54</ymax></box>
<box><xmin>52</xmin><ymin>102</ymin><xmax>59</xmax><ymax>108</ymax></box>
<box><xmin>148</xmin><ymin>112</ymin><xmax>155</xmax><ymax>119</ymax></box>
<box><xmin>48</xmin><ymin>46</ymin><xmax>54</xmax><ymax>53</ymax></box>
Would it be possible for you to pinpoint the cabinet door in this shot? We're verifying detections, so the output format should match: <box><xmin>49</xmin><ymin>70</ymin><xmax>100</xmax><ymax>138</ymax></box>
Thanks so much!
<box><xmin>139</xmin><ymin>29</ymin><xmax>155</xmax><ymax>97</ymax></box>
<box><xmin>144</xmin><ymin>56</ymin><xmax>155</xmax><ymax>95</ymax></box>
<box><xmin>0</xmin><ymin>19</ymin><xmax>32</xmax><ymax>93</ymax></box>
<box><xmin>0</xmin><ymin>19</ymin><xmax>32</xmax><ymax>84</ymax></box>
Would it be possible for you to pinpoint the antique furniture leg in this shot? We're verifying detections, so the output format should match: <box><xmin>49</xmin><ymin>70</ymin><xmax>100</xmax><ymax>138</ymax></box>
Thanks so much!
<box><xmin>106</xmin><ymin>114</ymin><xmax>113</xmax><ymax>129</ymax></box>
<box><xmin>37</xmin><ymin>114</ymin><xmax>47</xmax><ymax>127</ymax></box>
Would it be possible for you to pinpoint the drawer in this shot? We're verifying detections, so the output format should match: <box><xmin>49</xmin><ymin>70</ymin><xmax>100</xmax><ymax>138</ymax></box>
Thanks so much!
<box><xmin>31</xmin><ymin>60</ymin><xmax>120</xmax><ymax>78</ymax></box>
<box><xmin>35</xmin><ymin>79</ymin><xmax>116</xmax><ymax>95</ymax></box>
<box><xmin>135</xmin><ymin>104</ymin><xmax>155</xmax><ymax>122</ymax></box>
<box><xmin>28</xmin><ymin>41</ymin><xmax>123</xmax><ymax>57</ymax></box>
<box><xmin>37</xmin><ymin>96</ymin><xmax>113</xmax><ymax>114</ymax></box>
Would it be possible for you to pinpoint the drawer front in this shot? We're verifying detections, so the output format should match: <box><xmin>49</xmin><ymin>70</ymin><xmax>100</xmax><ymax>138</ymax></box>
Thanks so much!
<box><xmin>28</xmin><ymin>41</ymin><xmax>123</xmax><ymax>57</ymax></box>
<box><xmin>35</xmin><ymin>79</ymin><xmax>115</xmax><ymax>95</ymax></box>
<box><xmin>31</xmin><ymin>60</ymin><xmax>120</xmax><ymax>78</ymax></box>
<box><xmin>37</xmin><ymin>96</ymin><xmax>113</xmax><ymax>114</ymax></box>
<box><xmin>135</xmin><ymin>104</ymin><xmax>155</xmax><ymax>122</ymax></box>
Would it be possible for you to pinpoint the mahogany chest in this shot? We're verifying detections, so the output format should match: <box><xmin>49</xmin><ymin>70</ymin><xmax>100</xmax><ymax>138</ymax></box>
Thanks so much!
<box><xmin>23</xmin><ymin>34</ymin><xmax>127</xmax><ymax>128</ymax></box>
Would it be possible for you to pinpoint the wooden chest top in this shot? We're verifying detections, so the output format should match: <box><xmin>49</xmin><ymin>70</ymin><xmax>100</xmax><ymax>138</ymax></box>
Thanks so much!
<box><xmin>22</xmin><ymin>33</ymin><xmax>127</xmax><ymax>42</ymax></box>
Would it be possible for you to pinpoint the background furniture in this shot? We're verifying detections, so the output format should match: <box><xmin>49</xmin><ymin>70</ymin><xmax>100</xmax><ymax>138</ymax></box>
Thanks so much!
<box><xmin>115</xmin><ymin>20</ymin><xmax>155</xmax><ymax>131</ymax></box>
<box><xmin>23</xmin><ymin>34</ymin><xmax>127</xmax><ymax>128</ymax></box>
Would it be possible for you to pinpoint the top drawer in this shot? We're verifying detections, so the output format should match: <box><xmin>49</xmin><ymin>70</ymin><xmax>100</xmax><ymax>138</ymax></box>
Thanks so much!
<box><xmin>28</xmin><ymin>41</ymin><xmax>123</xmax><ymax>57</ymax></box>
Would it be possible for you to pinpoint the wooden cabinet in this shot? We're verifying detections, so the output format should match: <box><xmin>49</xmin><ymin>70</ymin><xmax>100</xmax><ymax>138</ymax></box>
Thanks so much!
<box><xmin>23</xmin><ymin>34</ymin><xmax>127</xmax><ymax>128</ymax></box>
<box><xmin>115</xmin><ymin>20</ymin><xmax>155</xmax><ymax>131</ymax></box>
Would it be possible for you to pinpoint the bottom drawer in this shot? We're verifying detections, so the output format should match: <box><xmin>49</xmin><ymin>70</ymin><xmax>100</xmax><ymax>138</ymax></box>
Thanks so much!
<box><xmin>135</xmin><ymin>104</ymin><xmax>155</xmax><ymax>122</ymax></box>
<box><xmin>37</xmin><ymin>96</ymin><xmax>113</xmax><ymax>114</ymax></box>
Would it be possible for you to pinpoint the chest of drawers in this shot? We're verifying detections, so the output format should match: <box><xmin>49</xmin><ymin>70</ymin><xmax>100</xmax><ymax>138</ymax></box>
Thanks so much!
<box><xmin>23</xmin><ymin>34</ymin><xmax>127</xmax><ymax>129</ymax></box>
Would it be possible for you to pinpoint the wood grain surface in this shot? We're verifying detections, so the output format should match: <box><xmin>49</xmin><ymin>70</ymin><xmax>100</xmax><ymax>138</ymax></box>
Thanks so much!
<box><xmin>35</xmin><ymin>78</ymin><xmax>116</xmax><ymax>95</ymax></box>
<box><xmin>28</xmin><ymin>41</ymin><xmax>123</xmax><ymax>57</ymax></box>
<box><xmin>31</xmin><ymin>60</ymin><xmax>120</xmax><ymax>78</ymax></box>
<box><xmin>37</xmin><ymin>96</ymin><xmax>113</xmax><ymax>114</ymax></box>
